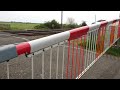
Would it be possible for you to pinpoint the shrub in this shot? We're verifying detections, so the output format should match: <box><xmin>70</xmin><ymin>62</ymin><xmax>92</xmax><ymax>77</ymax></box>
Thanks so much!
<box><xmin>0</xmin><ymin>24</ymin><xmax>11</xmax><ymax>30</ymax></box>
<box><xmin>34</xmin><ymin>20</ymin><xmax>61</xmax><ymax>29</ymax></box>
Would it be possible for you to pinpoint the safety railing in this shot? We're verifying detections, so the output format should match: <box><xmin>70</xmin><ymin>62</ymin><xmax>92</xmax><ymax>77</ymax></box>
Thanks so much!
<box><xmin>0</xmin><ymin>19</ymin><xmax>120</xmax><ymax>79</ymax></box>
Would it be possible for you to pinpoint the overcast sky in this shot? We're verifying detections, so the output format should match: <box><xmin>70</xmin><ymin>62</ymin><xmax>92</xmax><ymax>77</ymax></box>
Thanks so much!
<box><xmin>0</xmin><ymin>11</ymin><xmax>120</xmax><ymax>25</ymax></box>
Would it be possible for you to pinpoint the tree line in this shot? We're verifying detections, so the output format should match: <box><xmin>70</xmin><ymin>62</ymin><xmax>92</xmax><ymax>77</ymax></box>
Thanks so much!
<box><xmin>34</xmin><ymin>17</ymin><xmax>87</xmax><ymax>30</ymax></box>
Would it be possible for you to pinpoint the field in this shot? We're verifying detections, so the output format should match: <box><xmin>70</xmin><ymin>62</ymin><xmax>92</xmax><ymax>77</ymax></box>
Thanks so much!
<box><xmin>0</xmin><ymin>22</ymin><xmax>40</xmax><ymax>30</ymax></box>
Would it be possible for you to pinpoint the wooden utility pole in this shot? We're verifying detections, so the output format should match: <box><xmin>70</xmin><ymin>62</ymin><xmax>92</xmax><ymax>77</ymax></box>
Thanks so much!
<box><xmin>61</xmin><ymin>11</ymin><xmax>63</xmax><ymax>29</ymax></box>
<box><xmin>95</xmin><ymin>14</ymin><xmax>96</xmax><ymax>24</ymax></box>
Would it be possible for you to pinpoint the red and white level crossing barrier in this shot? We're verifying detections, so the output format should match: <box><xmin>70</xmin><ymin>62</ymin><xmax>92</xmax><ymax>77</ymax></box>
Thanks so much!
<box><xmin>0</xmin><ymin>19</ymin><xmax>120</xmax><ymax>79</ymax></box>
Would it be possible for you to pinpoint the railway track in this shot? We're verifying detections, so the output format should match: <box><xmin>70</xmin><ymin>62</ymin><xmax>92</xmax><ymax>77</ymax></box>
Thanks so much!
<box><xmin>1</xmin><ymin>29</ymin><xmax>65</xmax><ymax>36</ymax></box>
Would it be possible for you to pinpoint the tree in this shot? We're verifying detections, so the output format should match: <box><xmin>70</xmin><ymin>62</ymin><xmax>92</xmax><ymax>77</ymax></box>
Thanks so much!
<box><xmin>80</xmin><ymin>21</ymin><xmax>87</xmax><ymax>27</ymax></box>
<box><xmin>66</xmin><ymin>17</ymin><xmax>75</xmax><ymax>25</ymax></box>
<box><xmin>44</xmin><ymin>20</ymin><xmax>60</xmax><ymax>29</ymax></box>
<box><xmin>34</xmin><ymin>23</ymin><xmax>47</xmax><ymax>29</ymax></box>
<box><xmin>65</xmin><ymin>17</ymin><xmax>79</xmax><ymax>29</ymax></box>
<box><xmin>66</xmin><ymin>23</ymin><xmax>79</xmax><ymax>29</ymax></box>
<box><xmin>34</xmin><ymin>19</ymin><xmax>61</xmax><ymax>29</ymax></box>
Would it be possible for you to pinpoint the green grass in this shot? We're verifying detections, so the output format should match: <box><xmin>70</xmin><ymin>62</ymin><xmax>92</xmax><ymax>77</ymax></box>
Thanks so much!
<box><xmin>0</xmin><ymin>22</ymin><xmax>40</xmax><ymax>30</ymax></box>
<box><xmin>77</xmin><ymin>35</ymin><xmax>120</xmax><ymax>57</ymax></box>
<box><xmin>77</xmin><ymin>35</ymin><xmax>97</xmax><ymax>51</ymax></box>
<box><xmin>106</xmin><ymin>39</ymin><xmax>120</xmax><ymax>57</ymax></box>
<box><xmin>106</xmin><ymin>46</ymin><xmax>120</xmax><ymax>57</ymax></box>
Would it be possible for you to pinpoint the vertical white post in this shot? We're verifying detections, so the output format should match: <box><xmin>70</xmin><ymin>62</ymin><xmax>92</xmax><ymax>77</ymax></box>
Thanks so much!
<box><xmin>50</xmin><ymin>47</ymin><xmax>52</xmax><ymax>79</ymax></box>
<box><xmin>93</xmin><ymin>30</ymin><xmax>96</xmax><ymax>60</ymax></box>
<box><xmin>42</xmin><ymin>51</ymin><xmax>44</xmax><ymax>79</ymax></box>
<box><xmin>6</xmin><ymin>61</ymin><xmax>9</xmax><ymax>79</ymax></box>
<box><xmin>84</xmin><ymin>33</ymin><xmax>89</xmax><ymax>70</ymax></box>
<box><xmin>119</xmin><ymin>13</ymin><xmax>120</xmax><ymax>19</ymax></box>
<box><xmin>92</xmin><ymin>30</ymin><xmax>96</xmax><ymax>62</ymax></box>
<box><xmin>31</xmin><ymin>56</ymin><xmax>34</xmax><ymax>79</ymax></box>
<box><xmin>56</xmin><ymin>44</ymin><xmax>59</xmax><ymax>79</ymax></box>
<box><xmin>62</xmin><ymin>42</ymin><xmax>65</xmax><ymax>79</ymax></box>
<box><xmin>61</xmin><ymin>11</ymin><xmax>63</xmax><ymax>29</ymax></box>
<box><xmin>95</xmin><ymin>29</ymin><xmax>98</xmax><ymax>59</ymax></box>
<box><xmin>95</xmin><ymin>14</ymin><xmax>96</xmax><ymax>24</ymax></box>
<box><xmin>89</xmin><ymin>32</ymin><xmax>93</xmax><ymax>65</ymax></box>
<box><xmin>87</xmin><ymin>33</ymin><xmax>91</xmax><ymax>67</ymax></box>
<box><xmin>90</xmin><ymin>31</ymin><xmax>93</xmax><ymax>63</ymax></box>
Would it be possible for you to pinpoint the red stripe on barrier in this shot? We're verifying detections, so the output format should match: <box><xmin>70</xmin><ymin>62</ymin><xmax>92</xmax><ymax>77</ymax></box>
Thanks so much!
<box><xmin>118</xmin><ymin>30</ymin><xmax>120</xmax><ymax>38</ymax></box>
<box><xmin>69</xmin><ymin>26</ymin><xmax>89</xmax><ymax>40</ymax></box>
<box><xmin>100</xmin><ymin>21</ymin><xmax>108</xmax><ymax>27</ymax></box>
<box><xmin>100</xmin><ymin>27</ymin><xmax>104</xmax><ymax>54</ymax></box>
<box><xmin>109</xmin><ymin>20</ymin><xmax>117</xmax><ymax>45</ymax></box>
<box><xmin>101</xmin><ymin>26</ymin><xmax>106</xmax><ymax>52</ymax></box>
<box><xmin>96</xmin><ymin>21</ymin><xmax>108</xmax><ymax>57</ymax></box>
<box><xmin>113</xmin><ymin>20</ymin><xmax>117</xmax><ymax>24</ymax></box>
<box><xmin>16</xmin><ymin>42</ymin><xmax>31</xmax><ymax>55</ymax></box>
<box><xmin>118</xmin><ymin>20</ymin><xmax>120</xmax><ymax>38</ymax></box>
<box><xmin>96</xmin><ymin>29</ymin><xmax>101</xmax><ymax>57</ymax></box>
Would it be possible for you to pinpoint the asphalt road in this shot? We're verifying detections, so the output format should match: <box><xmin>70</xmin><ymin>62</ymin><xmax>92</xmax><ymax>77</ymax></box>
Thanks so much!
<box><xmin>0</xmin><ymin>32</ymin><xmax>120</xmax><ymax>79</ymax></box>
<box><xmin>81</xmin><ymin>54</ymin><xmax>120</xmax><ymax>79</ymax></box>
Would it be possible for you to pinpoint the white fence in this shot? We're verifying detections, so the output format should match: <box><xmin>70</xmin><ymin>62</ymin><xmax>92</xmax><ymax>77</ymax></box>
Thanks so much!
<box><xmin>0</xmin><ymin>19</ymin><xmax>120</xmax><ymax>79</ymax></box>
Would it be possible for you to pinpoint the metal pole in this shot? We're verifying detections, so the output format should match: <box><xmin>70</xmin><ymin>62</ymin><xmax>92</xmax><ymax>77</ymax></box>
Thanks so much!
<box><xmin>56</xmin><ymin>45</ymin><xmax>59</xmax><ymax>79</ymax></box>
<box><xmin>62</xmin><ymin>42</ymin><xmax>65</xmax><ymax>79</ymax></box>
<box><xmin>50</xmin><ymin>47</ymin><xmax>52</xmax><ymax>79</ymax></box>
<box><xmin>31</xmin><ymin>56</ymin><xmax>34</xmax><ymax>79</ymax></box>
<box><xmin>6</xmin><ymin>61</ymin><xmax>9</xmax><ymax>79</ymax></box>
<box><xmin>42</xmin><ymin>51</ymin><xmax>44</xmax><ymax>79</ymax></box>
<box><xmin>61</xmin><ymin>11</ymin><xmax>63</xmax><ymax>29</ymax></box>
<box><xmin>119</xmin><ymin>13</ymin><xmax>120</xmax><ymax>19</ymax></box>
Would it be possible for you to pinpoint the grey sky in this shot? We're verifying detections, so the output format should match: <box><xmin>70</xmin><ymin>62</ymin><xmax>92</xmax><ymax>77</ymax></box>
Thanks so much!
<box><xmin>0</xmin><ymin>11</ymin><xmax>120</xmax><ymax>25</ymax></box>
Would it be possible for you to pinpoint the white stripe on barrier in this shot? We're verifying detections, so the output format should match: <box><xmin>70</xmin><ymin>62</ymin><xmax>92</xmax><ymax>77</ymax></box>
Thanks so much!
<box><xmin>28</xmin><ymin>31</ymin><xmax>70</xmax><ymax>53</ymax></box>
<box><xmin>89</xmin><ymin>22</ymin><xmax>101</xmax><ymax>31</ymax></box>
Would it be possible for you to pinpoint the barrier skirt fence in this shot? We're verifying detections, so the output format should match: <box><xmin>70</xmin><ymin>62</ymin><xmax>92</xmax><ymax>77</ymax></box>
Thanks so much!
<box><xmin>0</xmin><ymin>19</ymin><xmax>120</xmax><ymax>79</ymax></box>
